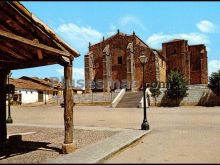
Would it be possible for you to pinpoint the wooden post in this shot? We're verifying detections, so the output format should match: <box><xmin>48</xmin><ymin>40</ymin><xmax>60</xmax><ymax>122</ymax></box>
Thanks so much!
<box><xmin>0</xmin><ymin>70</ymin><xmax>9</xmax><ymax>143</ymax></box>
<box><xmin>44</xmin><ymin>90</ymin><xmax>47</xmax><ymax>104</ymax></box>
<box><xmin>62</xmin><ymin>60</ymin><xmax>76</xmax><ymax>154</ymax></box>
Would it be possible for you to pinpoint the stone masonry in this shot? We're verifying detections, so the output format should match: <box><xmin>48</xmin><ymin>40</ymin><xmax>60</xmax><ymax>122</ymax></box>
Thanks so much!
<box><xmin>84</xmin><ymin>30</ymin><xmax>166</xmax><ymax>92</ymax></box>
<box><xmin>85</xmin><ymin>31</ymin><xmax>208</xmax><ymax>93</ymax></box>
<box><xmin>162</xmin><ymin>39</ymin><xmax>208</xmax><ymax>84</ymax></box>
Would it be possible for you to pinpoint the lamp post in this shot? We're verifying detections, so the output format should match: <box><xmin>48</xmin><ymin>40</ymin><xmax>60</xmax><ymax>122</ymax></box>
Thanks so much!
<box><xmin>6</xmin><ymin>72</ymin><xmax>13</xmax><ymax>123</ymax></box>
<box><xmin>139</xmin><ymin>53</ymin><xmax>149</xmax><ymax>130</ymax></box>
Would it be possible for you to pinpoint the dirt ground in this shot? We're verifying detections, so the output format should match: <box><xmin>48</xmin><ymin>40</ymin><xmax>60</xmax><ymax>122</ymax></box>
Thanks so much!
<box><xmin>4</xmin><ymin>104</ymin><xmax>220</xmax><ymax>163</ymax></box>
<box><xmin>0</xmin><ymin>125</ymin><xmax>117</xmax><ymax>163</ymax></box>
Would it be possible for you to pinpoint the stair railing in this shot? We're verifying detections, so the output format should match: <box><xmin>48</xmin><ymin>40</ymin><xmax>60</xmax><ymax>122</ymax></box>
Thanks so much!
<box><xmin>111</xmin><ymin>88</ymin><xmax>126</xmax><ymax>108</ymax></box>
<box><xmin>138</xmin><ymin>87</ymin><xmax>152</xmax><ymax>108</ymax></box>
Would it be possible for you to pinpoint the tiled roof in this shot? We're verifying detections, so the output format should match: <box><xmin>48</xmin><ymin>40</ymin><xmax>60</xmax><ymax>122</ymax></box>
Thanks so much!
<box><xmin>9</xmin><ymin>78</ymin><xmax>57</xmax><ymax>91</ymax></box>
<box><xmin>19</xmin><ymin>76</ymin><xmax>62</xmax><ymax>89</ymax></box>
<box><xmin>90</xmin><ymin>31</ymin><xmax>129</xmax><ymax>47</ymax></box>
<box><xmin>90</xmin><ymin>31</ymin><xmax>150</xmax><ymax>49</ymax></box>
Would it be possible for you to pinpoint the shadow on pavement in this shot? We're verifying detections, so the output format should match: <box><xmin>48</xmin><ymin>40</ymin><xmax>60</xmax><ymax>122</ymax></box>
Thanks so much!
<box><xmin>0</xmin><ymin>140</ymin><xmax>61</xmax><ymax>160</ymax></box>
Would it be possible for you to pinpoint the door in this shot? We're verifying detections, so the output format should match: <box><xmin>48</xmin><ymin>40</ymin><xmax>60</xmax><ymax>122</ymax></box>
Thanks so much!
<box><xmin>38</xmin><ymin>91</ymin><xmax>43</xmax><ymax>102</ymax></box>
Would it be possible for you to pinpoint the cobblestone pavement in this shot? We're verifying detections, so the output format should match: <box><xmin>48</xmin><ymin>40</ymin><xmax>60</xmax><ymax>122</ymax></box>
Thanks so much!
<box><xmin>0</xmin><ymin>125</ymin><xmax>117</xmax><ymax>163</ymax></box>
<box><xmin>9</xmin><ymin>104</ymin><xmax>220</xmax><ymax>163</ymax></box>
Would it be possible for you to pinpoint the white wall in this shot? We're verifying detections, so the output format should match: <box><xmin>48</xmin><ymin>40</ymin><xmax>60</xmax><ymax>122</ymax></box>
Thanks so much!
<box><xmin>46</xmin><ymin>93</ymin><xmax>53</xmax><ymax>102</ymax></box>
<box><xmin>20</xmin><ymin>90</ymin><xmax>38</xmax><ymax>104</ymax></box>
<box><xmin>16</xmin><ymin>89</ymin><xmax>51</xmax><ymax>104</ymax></box>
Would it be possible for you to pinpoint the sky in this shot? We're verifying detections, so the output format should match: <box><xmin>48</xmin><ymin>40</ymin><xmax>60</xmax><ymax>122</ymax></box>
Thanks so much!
<box><xmin>12</xmin><ymin>1</ymin><xmax>220</xmax><ymax>84</ymax></box>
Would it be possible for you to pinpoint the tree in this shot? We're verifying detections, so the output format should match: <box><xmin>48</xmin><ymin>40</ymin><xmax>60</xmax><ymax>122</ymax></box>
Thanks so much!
<box><xmin>208</xmin><ymin>70</ymin><xmax>220</xmax><ymax>96</ymax></box>
<box><xmin>167</xmin><ymin>70</ymin><xmax>188</xmax><ymax>106</ymax></box>
<box><xmin>150</xmin><ymin>82</ymin><xmax>161</xmax><ymax>106</ymax></box>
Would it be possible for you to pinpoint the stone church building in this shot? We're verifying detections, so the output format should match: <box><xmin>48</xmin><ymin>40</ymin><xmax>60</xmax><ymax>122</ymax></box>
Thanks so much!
<box><xmin>84</xmin><ymin>30</ymin><xmax>208</xmax><ymax>93</ymax></box>
<box><xmin>162</xmin><ymin>39</ymin><xmax>208</xmax><ymax>85</ymax></box>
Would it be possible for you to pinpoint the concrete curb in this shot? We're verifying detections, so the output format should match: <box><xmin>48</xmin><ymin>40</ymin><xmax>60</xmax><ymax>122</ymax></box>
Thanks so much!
<box><xmin>8</xmin><ymin>123</ymin><xmax>127</xmax><ymax>132</ymax></box>
<box><xmin>45</xmin><ymin>129</ymin><xmax>151</xmax><ymax>164</ymax></box>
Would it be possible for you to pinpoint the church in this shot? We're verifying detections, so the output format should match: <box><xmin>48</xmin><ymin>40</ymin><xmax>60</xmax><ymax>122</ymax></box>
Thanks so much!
<box><xmin>84</xmin><ymin>30</ymin><xmax>208</xmax><ymax>93</ymax></box>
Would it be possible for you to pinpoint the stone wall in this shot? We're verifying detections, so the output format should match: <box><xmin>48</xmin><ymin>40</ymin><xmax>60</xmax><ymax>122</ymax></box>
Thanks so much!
<box><xmin>85</xmin><ymin>31</ymin><xmax>166</xmax><ymax>92</ymax></box>
<box><xmin>189</xmin><ymin>44</ymin><xmax>208</xmax><ymax>84</ymax></box>
<box><xmin>162</xmin><ymin>39</ymin><xmax>190</xmax><ymax>83</ymax></box>
<box><xmin>149</xmin><ymin>85</ymin><xmax>220</xmax><ymax>106</ymax></box>
<box><xmin>73</xmin><ymin>92</ymin><xmax>119</xmax><ymax>104</ymax></box>
<box><xmin>162</xmin><ymin>40</ymin><xmax>208</xmax><ymax>85</ymax></box>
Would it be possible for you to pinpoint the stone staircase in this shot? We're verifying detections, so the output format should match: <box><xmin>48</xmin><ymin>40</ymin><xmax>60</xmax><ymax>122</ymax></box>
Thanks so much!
<box><xmin>150</xmin><ymin>85</ymin><xmax>213</xmax><ymax>106</ymax></box>
<box><xmin>116</xmin><ymin>91</ymin><xmax>143</xmax><ymax>108</ymax></box>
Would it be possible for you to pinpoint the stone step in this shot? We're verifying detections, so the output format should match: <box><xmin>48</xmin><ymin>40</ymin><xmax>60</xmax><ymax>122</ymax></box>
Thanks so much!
<box><xmin>116</xmin><ymin>92</ymin><xmax>143</xmax><ymax>108</ymax></box>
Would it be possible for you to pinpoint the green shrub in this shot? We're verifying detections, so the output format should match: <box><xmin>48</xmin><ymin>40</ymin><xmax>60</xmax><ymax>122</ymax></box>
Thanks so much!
<box><xmin>150</xmin><ymin>82</ymin><xmax>161</xmax><ymax>106</ymax></box>
<box><xmin>208</xmin><ymin>70</ymin><xmax>220</xmax><ymax>96</ymax></box>
<box><xmin>166</xmin><ymin>70</ymin><xmax>188</xmax><ymax>106</ymax></box>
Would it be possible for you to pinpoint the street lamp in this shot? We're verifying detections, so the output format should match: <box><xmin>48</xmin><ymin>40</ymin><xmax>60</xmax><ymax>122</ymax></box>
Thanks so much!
<box><xmin>139</xmin><ymin>53</ymin><xmax>150</xmax><ymax>130</ymax></box>
<box><xmin>6</xmin><ymin>72</ymin><xmax>13</xmax><ymax>123</ymax></box>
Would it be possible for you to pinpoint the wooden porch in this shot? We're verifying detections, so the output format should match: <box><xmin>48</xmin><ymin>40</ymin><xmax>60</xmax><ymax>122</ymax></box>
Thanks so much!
<box><xmin>0</xmin><ymin>1</ymin><xmax>80</xmax><ymax>153</ymax></box>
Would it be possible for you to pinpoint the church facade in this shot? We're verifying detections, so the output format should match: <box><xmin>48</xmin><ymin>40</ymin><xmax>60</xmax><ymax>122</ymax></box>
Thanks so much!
<box><xmin>84</xmin><ymin>30</ymin><xmax>208</xmax><ymax>93</ymax></box>
<box><xmin>162</xmin><ymin>39</ymin><xmax>208</xmax><ymax>85</ymax></box>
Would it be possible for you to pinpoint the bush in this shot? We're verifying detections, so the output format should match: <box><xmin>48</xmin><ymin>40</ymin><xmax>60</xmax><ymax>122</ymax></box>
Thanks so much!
<box><xmin>150</xmin><ymin>82</ymin><xmax>161</xmax><ymax>106</ymax></box>
<box><xmin>167</xmin><ymin>70</ymin><xmax>188</xmax><ymax>106</ymax></box>
<box><xmin>208</xmin><ymin>70</ymin><xmax>220</xmax><ymax>96</ymax></box>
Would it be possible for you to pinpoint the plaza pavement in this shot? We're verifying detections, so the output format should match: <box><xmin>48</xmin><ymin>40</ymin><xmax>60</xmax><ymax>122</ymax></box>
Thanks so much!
<box><xmin>9</xmin><ymin>103</ymin><xmax>220</xmax><ymax>163</ymax></box>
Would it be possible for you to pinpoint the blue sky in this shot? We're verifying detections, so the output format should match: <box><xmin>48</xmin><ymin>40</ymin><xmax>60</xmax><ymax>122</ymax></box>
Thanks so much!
<box><xmin>12</xmin><ymin>1</ymin><xmax>220</xmax><ymax>83</ymax></box>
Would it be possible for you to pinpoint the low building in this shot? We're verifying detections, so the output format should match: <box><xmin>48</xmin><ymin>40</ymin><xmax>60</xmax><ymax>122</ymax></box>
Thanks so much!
<box><xmin>9</xmin><ymin>77</ymin><xmax>59</xmax><ymax>104</ymax></box>
<box><xmin>20</xmin><ymin>76</ymin><xmax>63</xmax><ymax>96</ymax></box>
<box><xmin>73</xmin><ymin>87</ymin><xmax>85</xmax><ymax>94</ymax></box>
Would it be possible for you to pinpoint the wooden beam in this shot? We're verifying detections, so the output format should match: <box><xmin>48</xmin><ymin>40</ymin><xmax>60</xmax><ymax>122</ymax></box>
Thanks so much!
<box><xmin>64</xmin><ymin>63</ymin><xmax>73</xmax><ymax>144</ymax></box>
<box><xmin>0</xmin><ymin>70</ymin><xmax>9</xmax><ymax>143</ymax></box>
<box><xmin>4</xmin><ymin>41</ymin><xmax>34</xmax><ymax>61</ymax></box>
<box><xmin>0</xmin><ymin>5</ymin><xmax>60</xmax><ymax>50</ymax></box>
<box><xmin>0</xmin><ymin>43</ymin><xmax>28</xmax><ymax>61</ymax></box>
<box><xmin>0</xmin><ymin>9</ymin><xmax>28</xmax><ymax>38</ymax></box>
<box><xmin>62</xmin><ymin>62</ymin><xmax>76</xmax><ymax>154</ymax></box>
<box><xmin>33</xmin><ymin>39</ymin><xmax>43</xmax><ymax>60</ymax></box>
<box><xmin>0</xmin><ymin>59</ymin><xmax>57</xmax><ymax>70</ymax></box>
<box><xmin>0</xmin><ymin>25</ymin><xmax>34</xmax><ymax>61</ymax></box>
<box><xmin>37</xmin><ymin>48</ymin><xmax>43</xmax><ymax>60</ymax></box>
<box><xmin>0</xmin><ymin>30</ymin><xmax>73</xmax><ymax>58</ymax></box>
<box><xmin>1</xmin><ymin>2</ymin><xmax>79</xmax><ymax>57</ymax></box>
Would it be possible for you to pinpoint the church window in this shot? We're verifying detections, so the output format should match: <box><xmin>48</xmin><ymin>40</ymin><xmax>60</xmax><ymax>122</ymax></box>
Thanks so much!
<box><xmin>118</xmin><ymin>56</ymin><xmax>123</xmax><ymax>65</ymax></box>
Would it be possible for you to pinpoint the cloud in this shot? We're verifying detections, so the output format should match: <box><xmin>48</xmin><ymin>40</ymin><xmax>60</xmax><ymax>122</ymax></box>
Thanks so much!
<box><xmin>197</xmin><ymin>20</ymin><xmax>216</xmax><ymax>33</ymax></box>
<box><xmin>206</xmin><ymin>46</ymin><xmax>211</xmax><ymax>53</ymax></box>
<box><xmin>119</xmin><ymin>15</ymin><xmax>146</xmax><ymax>30</ymax></box>
<box><xmin>56</xmin><ymin>67</ymin><xmax>84</xmax><ymax>80</ymax></box>
<box><xmin>56</xmin><ymin>68</ymin><xmax>63</xmax><ymax>75</ymax></box>
<box><xmin>208</xmin><ymin>60</ymin><xmax>220</xmax><ymax>76</ymax></box>
<box><xmin>73</xmin><ymin>67</ymin><xmax>85</xmax><ymax>80</ymax></box>
<box><xmin>105</xmin><ymin>15</ymin><xmax>146</xmax><ymax>37</ymax></box>
<box><xmin>146</xmin><ymin>32</ymin><xmax>210</xmax><ymax>48</ymax></box>
<box><xmin>56</xmin><ymin>23</ymin><xmax>103</xmax><ymax>53</ymax></box>
<box><xmin>106</xmin><ymin>24</ymin><xmax>117</xmax><ymax>37</ymax></box>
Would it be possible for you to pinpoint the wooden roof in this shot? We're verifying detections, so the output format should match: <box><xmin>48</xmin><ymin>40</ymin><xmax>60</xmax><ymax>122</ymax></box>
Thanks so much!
<box><xmin>0</xmin><ymin>1</ymin><xmax>80</xmax><ymax>71</ymax></box>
